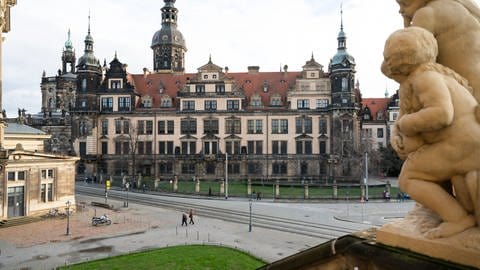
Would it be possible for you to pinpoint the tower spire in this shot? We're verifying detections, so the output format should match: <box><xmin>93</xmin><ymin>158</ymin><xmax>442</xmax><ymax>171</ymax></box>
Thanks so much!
<box><xmin>340</xmin><ymin>2</ymin><xmax>344</xmax><ymax>31</ymax></box>
<box><xmin>88</xmin><ymin>10</ymin><xmax>91</xmax><ymax>34</ymax></box>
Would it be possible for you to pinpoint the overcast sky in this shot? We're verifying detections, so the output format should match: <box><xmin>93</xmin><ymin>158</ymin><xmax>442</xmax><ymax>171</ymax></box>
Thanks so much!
<box><xmin>3</xmin><ymin>0</ymin><xmax>410</xmax><ymax>117</ymax></box>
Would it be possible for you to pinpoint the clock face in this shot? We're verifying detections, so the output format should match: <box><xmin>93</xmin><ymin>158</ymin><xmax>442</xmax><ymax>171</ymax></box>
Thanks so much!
<box><xmin>174</xmin><ymin>35</ymin><xmax>179</xmax><ymax>41</ymax></box>
<box><xmin>162</xmin><ymin>35</ymin><xmax>168</xmax><ymax>41</ymax></box>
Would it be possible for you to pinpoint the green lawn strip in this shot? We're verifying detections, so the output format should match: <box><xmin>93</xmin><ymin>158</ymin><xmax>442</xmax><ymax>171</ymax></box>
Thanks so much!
<box><xmin>61</xmin><ymin>245</ymin><xmax>266</xmax><ymax>270</ymax></box>
<box><xmin>136</xmin><ymin>180</ymin><xmax>398</xmax><ymax>200</ymax></box>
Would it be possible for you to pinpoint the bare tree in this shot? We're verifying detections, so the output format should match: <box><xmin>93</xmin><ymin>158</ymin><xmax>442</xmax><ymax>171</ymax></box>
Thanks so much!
<box><xmin>126</xmin><ymin>120</ymin><xmax>141</xmax><ymax>187</ymax></box>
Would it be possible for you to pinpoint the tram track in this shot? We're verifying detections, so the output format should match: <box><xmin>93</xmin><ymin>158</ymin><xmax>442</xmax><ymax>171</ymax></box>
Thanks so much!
<box><xmin>77</xmin><ymin>185</ymin><xmax>361</xmax><ymax>240</ymax></box>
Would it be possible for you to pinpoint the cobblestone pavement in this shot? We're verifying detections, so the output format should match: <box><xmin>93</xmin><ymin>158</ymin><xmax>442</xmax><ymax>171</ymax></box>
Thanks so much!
<box><xmin>0</xmin><ymin>190</ymin><xmax>414</xmax><ymax>270</ymax></box>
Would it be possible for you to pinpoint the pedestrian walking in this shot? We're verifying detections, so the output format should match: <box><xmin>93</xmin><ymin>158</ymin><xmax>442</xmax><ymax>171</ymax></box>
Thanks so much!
<box><xmin>189</xmin><ymin>209</ymin><xmax>195</xmax><ymax>225</ymax></box>
<box><xmin>181</xmin><ymin>213</ymin><xmax>188</xmax><ymax>226</ymax></box>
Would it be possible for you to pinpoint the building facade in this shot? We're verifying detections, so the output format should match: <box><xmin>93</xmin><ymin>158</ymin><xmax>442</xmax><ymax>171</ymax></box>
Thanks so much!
<box><xmin>37</xmin><ymin>0</ymin><xmax>366</xmax><ymax>184</ymax></box>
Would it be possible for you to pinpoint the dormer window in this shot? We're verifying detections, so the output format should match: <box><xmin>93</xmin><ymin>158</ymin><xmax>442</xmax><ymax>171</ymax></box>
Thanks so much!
<box><xmin>212</xmin><ymin>74</ymin><xmax>217</xmax><ymax>79</ymax></box>
<box><xmin>270</xmin><ymin>94</ymin><xmax>283</xmax><ymax>107</ymax></box>
<box><xmin>142</xmin><ymin>96</ymin><xmax>152</xmax><ymax>108</ymax></box>
<box><xmin>109</xmin><ymin>79</ymin><xmax>122</xmax><ymax>89</ymax></box>
<box><xmin>161</xmin><ymin>95</ymin><xmax>172</xmax><ymax>108</ymax></box>
<box><xmin>203</xmin><ymin>74</ymin><xmax>208</xmax><ymax>80</ymax></box>
<box><xmin>250</xmin><ymin>95</ymin><xmax>262</xmax><ymax>107</ymax></box>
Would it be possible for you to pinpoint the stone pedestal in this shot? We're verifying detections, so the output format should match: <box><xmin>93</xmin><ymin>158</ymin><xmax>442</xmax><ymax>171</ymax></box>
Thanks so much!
<box><xmin>220</xmin><ymin>181</ymin><xmax>225</xmax><ymax>195</ymax></box>
<box><xmin>275</xmin><ymin>180</ymin><xmax>280</xmax><ymax>198</ymax></box>
<box><xmin>304</xmin><ymin>184</ymin><xmax>309</xmax><ymax>199</ymax></box>
<box><xmin>333</xmin><ymin>184</ymin><xmax>338</xmax><ymax>199</ymax></box>
<box><xmin>195</xmin><ymin>179</ymin><xmax>200</xmax><ymax>193</ymax></box>
<box><xmin>377</xmin><ymin>206</ymin><xmax>480</xmax><ymax>269</ymax></box>
<box><xmin>247</xmin><ymin>179</ymin><xmax>252</xmax><ymax>196</ymax></box>
<box><xmin>173</xmin><ymin>177</ymin><xmax>178</xmax><ymax>192</ymax></box>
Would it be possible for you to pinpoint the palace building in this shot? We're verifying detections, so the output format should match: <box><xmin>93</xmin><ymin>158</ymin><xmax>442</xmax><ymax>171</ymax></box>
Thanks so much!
<box><xmin>33</xmin><ymin>0</ymin><xmax>366</xmax><ymax>184</ymax></box>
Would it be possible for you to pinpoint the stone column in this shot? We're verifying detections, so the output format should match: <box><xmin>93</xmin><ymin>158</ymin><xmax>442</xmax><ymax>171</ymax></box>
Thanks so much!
<box><xmin>247</xmin><ymin>179</ymin><xmax>252</xmax><ymax>196</ymax></box>
<box><xmin>220</xmin><ymin>180</ymin><xmax>225</xmax><ymax>195</ymax></box>
<box><xmin>333</xmin><ymin>183</ymin><xmax>338</xmax><ymax>199</ymax></box>
<box><xmin>195</xmin><ymin>179</ymin><xmax>200</xmax><ymax>193</ymax></box>
<box><xmin>304</xmin><ymin>184</ymin><xmax>309</xmax><ymax>199</ymax></box>
<box><xmin>275</xmin><ymin>180</ymin><xmax>280</xmax><ymax>198</ymax></box>
<box><xmin>173</xmin><ymin>176</ymin><xmax>178</xmax><ymax>192</ymax></box>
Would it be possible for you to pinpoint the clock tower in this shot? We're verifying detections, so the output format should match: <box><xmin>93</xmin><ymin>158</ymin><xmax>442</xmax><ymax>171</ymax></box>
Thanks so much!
<box><xmin>151</xmin><ymin>0</ymin><xmax>187</xmax><ymax>73</ymax></box>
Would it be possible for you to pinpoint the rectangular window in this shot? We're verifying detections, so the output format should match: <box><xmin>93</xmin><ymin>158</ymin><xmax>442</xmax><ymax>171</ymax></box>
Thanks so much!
<box><xmin>138</xmin><ymin>142</ymin><xmax>145</xmax><ymax>154</ymax></box>
<box><xmin>320</xmin><ymin>141</ymin><xmax>327</xmax><ymax>154</ymax></box>
<box><xmin>297</xmin><ymin>99</ymin><xmax>310</xmax><ymax>109</ymax></box>
<box><xmin>101</xmin><ymin>97</ymin><xmax>113</xmax><ymax>112</ymax></box>
<box><xmin>158</xmin><ymin>121</ymin><xmax>165</xmax><ymax>134</ymax></box>
<box><xmin>272</xmin><ymin>141</ymin><xmax>287</xmax><ymax>155</ymax></box>
<box><xmin>146</xmin><ymin>121</ymin><xmax>153</xmax><ymax>135</ymax></box>
<box><xmin>183</xmin><ymin>100</ymin><xmax>195</xmax><ymax>111</ymax></box>
<box><xmin>123</xmin><ymin>120</ymin><xmax>130</xmax><ymax>134</ymax></box>
<box><xmin>215</xmin><ymin>84</ymin><xmax>225</xmax><ymax>93</ymax></box>
<box><xmin>204</xmin><ymin>100</ymin><xmax>217</xmax><ymax>111</ymax></box>
<box><xmin>167</xmin><ymin>141</ymin><xmax>174</xmax><ymax>154</ymax></box>
<box><xmin>225</xmin><ymin>119</ymin><xmax>241</xmax><ymax>134</ymax></box>
<box><xmin>248</xmin><ymin>120</ymin><xmax>263</xmax><ymax>134</ymax></box>
<box><xmin>158</xmin><ymin>120</ymin><xmax>174</xmax><ymax>134</ymax></box>
<box><xmin>227</xmin><ymin>100</ymin><xmax>239</xmax><ymax>110</ymax></box>
<box><xmin>181</xmin><ymin>118</ymin><xmax>197</xmax><ymax>134</ymax></box>
<box><xmin>319</xmin><ymin>119</ymin><xmax>328</xmax><ymax>134</ymax></box>
<box><xmin>7</xmin><ymin>171</ymin><xmax>15</xmax><ymax>181</ymax></box>
<box><xmin>115</xmin><ymin>142</ymin><xmax>121</xmax><ymax>154</ymax></box>
<box><xmin>167</xmin><ymin>121</ymin><xmax>174</xmax><ymax>134</ymax></box>
<box><xmin>118</xmin><ymin>97</ymin><xmax>131</xmax><ymax>111</ymax></box>
<box><xmin>159</xmin><ymin>141</ymin><xmax>166</xmax><ymax>154</ymax></box>
<box><xmin>316</xmin><ymin>99</ymin><xmax>329</xmax><ymax>108</ymax></box>
<box><xmin>138</xmin><ymin>120</ymin><xmax>145</xmax><ymax>135</ymax></box>
<box><xmin>115</xmin><ymin>119</ymin><xmax>121</xmax><ymax>134</ymax></box>
<box><xmin>204</xmin><ymin>119</ymin><xmax>219</xmax><ymax>134</ymax></box>
<box><xmin>195</xmin><ymin>85</ymin><xmax>205</xmax><ymax>93</ymax></box>
<box><xmin>377</xmin><ymin>128</ymin><xmax>384</xmax><ymax>138</ymax></box>
<box><xmin>101</xmin><ymin>119</ymin><xmax>108</xmax><ymax>135</ymax></box>
<box><xmin>79</xmin><ymin>142</ymin><xmax>86</xmax><ymax>156</ymax></box>
<box><xmin>109</xmin><ymin>79</ymin><xmax>122</xmax><ymax>89</ymax></box>
<box><xmin>146</xmin><ymin>141</ymin><xmax>152</xmax><ymax>154</ymax></box>
<box><xmin>296</xmin><ymin>117</ymin><xmax>312</xmax><ymax>134</ymax></box>
<box><xmin>102</xmin><ymin>142</ymin><xmax>108</xmax><ymax>154</ymax></box>
<box><xmin>123</xmin><ymin>142</ymin><xmax>130</xmax><ymax>155</ymax></box>
<box><xmin>227</xmin><ymin>163</ymin><xmax>240</xmax><ymax>174</ymax></box>
<box><xmin>40</xmin><ymin>184</ymin><xmax>46</xmax><ymax>203</ymax></box>
<box><xmin>47</xmin><ymin>183</ymin><xmax>53</xmax><ymax>201</ymax></box>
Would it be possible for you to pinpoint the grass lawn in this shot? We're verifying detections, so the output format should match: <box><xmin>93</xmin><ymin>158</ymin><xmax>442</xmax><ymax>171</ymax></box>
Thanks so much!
<box><xmin>155</xmin><ymin>180</ymin><xmax>398</xmax><ymax>200</ymax></box>
<box><xmin>61</xmin><ymin>245</ymin><xmax>266</xmax><ymax>270</ymax></box>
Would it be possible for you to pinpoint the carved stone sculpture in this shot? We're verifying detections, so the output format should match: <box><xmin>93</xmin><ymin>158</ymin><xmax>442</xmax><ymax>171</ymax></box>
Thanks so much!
<box><xmin>396</xmin><ymin>0</ymin><xmax>480</xmax><ymax>104</ymax></box>
<box><xmin>381</xmin><ymin>26</ymin><xmax>480</xmax><ymax>238</ymax></box>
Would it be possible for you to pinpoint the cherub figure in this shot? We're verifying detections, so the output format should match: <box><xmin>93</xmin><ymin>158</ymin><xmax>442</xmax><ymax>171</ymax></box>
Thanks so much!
<box><xmin>396</xmin><ymin>0</ymin><xmax>480</xmax><ymax>103</ymax></box>
<box><xmin>382</xmin><ymin>26</ymin><xmax>480</xmax><ymax>238</ymax></box>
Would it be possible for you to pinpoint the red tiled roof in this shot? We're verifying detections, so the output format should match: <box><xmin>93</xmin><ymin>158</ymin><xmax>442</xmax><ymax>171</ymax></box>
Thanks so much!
<box><xmin>361</xmin><ymin>98</ymin><xmax>390</xmax><ymax>121</ymax></box>
<box><xmin>128</xmin><ymin>71</ymin><xmax>303</xmax><ymax>110</ymax></box>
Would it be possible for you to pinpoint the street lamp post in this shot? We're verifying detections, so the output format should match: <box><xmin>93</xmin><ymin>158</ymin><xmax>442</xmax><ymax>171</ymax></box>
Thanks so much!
<box><xmin>225</xmin><ymin>152</ymin><xmax>228</xmax><ymax>199</ymax></box>
<box><xmin>365</xmin><ymin>151</ymin><xmax>369</xmax><ymax>201</ymax></box>
<box><xmin>124</xmin><ymin>182</ymin><xmax>130</xmax><ymax>207</ymax></box>
<box><xmin>249</xmin><ymin>193</ymin><xmax>253</xmax><ymax>232</ymax></box>
<box><xmin>65</xmin><ymin>200</ymin><xmax>71</xmax><ymax>235</ymax></box>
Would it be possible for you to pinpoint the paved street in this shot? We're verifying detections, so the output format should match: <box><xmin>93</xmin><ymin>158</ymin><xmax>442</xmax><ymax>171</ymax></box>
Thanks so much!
<box><xmin>0</xmin><ymin>183</ymin><xmax>414</xmax><ymax>270</ymax></box>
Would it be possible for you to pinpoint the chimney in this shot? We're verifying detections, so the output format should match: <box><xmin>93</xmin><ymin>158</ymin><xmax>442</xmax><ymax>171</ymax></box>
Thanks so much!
<box><xmin>247</xmin><ymin>66</ymin><xmax>260</xmax><ymax>74</ymax></box>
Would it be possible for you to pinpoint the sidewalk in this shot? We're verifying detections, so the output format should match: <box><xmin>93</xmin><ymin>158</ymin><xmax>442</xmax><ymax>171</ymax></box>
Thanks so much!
<box><xmin>0</xmin><ymin>195</ymin><xmax>323</xmax><ymax>269</ymax></box>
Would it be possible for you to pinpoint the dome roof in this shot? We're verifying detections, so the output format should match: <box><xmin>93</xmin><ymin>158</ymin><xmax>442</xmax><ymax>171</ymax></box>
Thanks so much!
<box><xmin>331</xmin><ymin>50</ymin><xmax>355</xmax><ymax>66</ymax></box>
<box><xmin>151</xmin><ymin>25</ymin><xmax>186</xmax><ymax>49</ymax></box>
<box><xmin>77</xmin><ymin>52</ymin><xmax>100</xmax><ymax>69</ymax></box>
